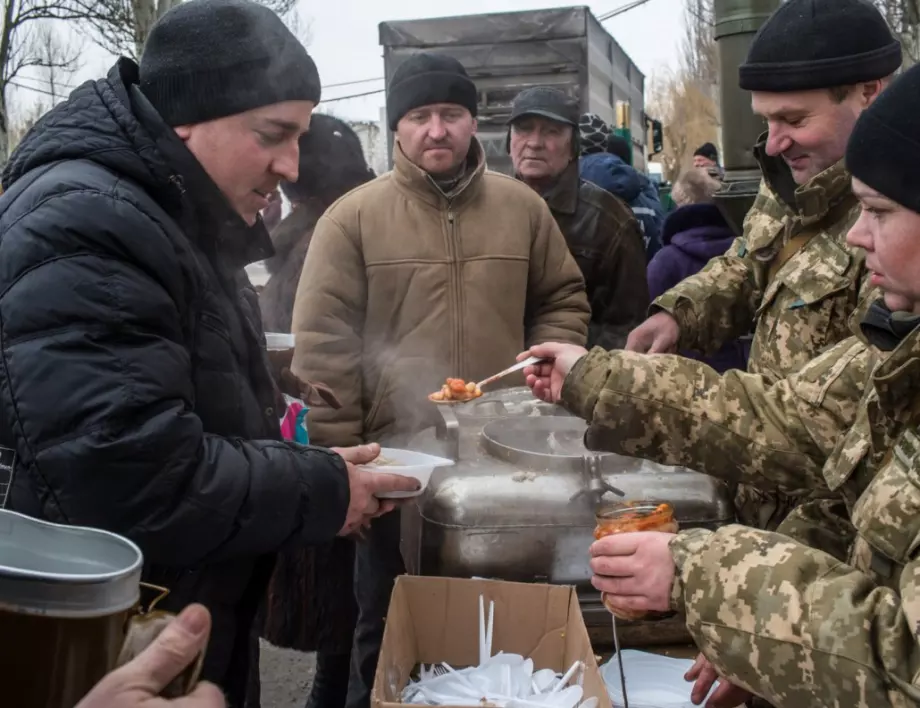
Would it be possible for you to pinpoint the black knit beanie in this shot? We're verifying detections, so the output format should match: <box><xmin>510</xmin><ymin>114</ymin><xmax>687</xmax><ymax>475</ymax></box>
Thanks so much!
<box><xmin>847</xmin><ymin>63</ymin><xmax>920</xmax><ymax>215</ymax></box>
<box><xmin>139</xmin><ymin>0</ymin><xmax>321</xmax><ymax>127</ymax></box>
<box><xmin>386</xmin><ymin>53</ymin><xmax>478</xmax><ymax>131</ymax></box>
<box><xmin>739</xmin><ymin>0</ymin><xmax>901</xmax><ymax>93</ymax></box>
<box><xmin>606</xmin><ymin>135</ymin><xmax>632</xmax><ymax>165</ymax></box>
<box><xmin>694</xmin><ymin>142</ymin><xmax>718</xmax><ymax>162</ymax></box>
<box><xmin>579</xmin><ymin>113</ymin><xmax>609</xmax><ymax>155</ymax></box>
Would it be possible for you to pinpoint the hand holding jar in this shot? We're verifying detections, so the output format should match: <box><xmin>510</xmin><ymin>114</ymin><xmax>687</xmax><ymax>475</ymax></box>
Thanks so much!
<box><xmin>590</xmin><ymin>502</ymin><xmax>679</xmax><ymax>619</ymax></box>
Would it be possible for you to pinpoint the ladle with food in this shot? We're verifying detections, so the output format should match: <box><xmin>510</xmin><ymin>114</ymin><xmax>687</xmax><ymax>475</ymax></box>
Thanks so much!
<box><xmin>428</xmin><ymin>356</ymin><xmax>546</xmax><ymax>403</ymax></box>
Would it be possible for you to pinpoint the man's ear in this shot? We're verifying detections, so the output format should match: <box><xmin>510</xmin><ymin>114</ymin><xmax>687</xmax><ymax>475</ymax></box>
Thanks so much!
<box><xmin>174</xmin><ymin>125</ymin><xmax>192</xmax><ymax>141</ymax></box>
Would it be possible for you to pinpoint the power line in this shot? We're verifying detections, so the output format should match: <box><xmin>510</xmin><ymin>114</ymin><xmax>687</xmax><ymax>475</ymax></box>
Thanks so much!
<box><xmin>598</xmin><ymin>0</ymin><xmax>654</xmax><ymax>21</ymax></box>
<box><xmin>8</xmin><ymin>73</ymin><xmax>78</xmax><ymax>92</ymax></box>
<box><xmin>322</xmin><ymin>87</ymin><xmax>385</xmax><ymax>103</ymax></box>
<box><xmin>8</xmin><ymin>80</ymin><xmax>60</xmax><ymax>98</ymax></box>
<box><xmin>324</xmin><ymin>76</ymin><xmax>384</xmax><ymax>89</ymax></box>
<box><xmin>9</xmin><ymin>69</ymin><xmax>387</xmax><ymax>105</ymax></box>
<box><xmin>9</xmin><ymin>72</ymin><xmax>383</xmax><ymax>99</ymax></box>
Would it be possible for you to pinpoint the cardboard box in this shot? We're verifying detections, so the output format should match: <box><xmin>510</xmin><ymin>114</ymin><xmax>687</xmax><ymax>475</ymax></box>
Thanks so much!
<box><xmin>372</xmin><ymin>576</ymin><xmax>612</xmax><ymax>708</ymax></box>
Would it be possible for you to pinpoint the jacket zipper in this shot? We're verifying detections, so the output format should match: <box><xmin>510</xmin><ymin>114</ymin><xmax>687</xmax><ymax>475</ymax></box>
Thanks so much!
<box><xmin>446</xmin><ymin>205</ymin><xmax>463</xmax><ymax>378</ymax></box>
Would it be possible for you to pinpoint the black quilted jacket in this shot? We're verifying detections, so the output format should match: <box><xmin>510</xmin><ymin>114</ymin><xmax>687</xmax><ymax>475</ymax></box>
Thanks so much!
<box><xmin>0</xmin><ymin>59</ymin><xmax>349</xmax><ymax>703</ymax></box>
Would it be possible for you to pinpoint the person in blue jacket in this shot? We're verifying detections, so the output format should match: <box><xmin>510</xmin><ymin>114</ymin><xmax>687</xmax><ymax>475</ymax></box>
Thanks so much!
<box><xmin>578</xmin><ymin>113</ymin><xmax>665</xmax><ymax>261</ymax></box>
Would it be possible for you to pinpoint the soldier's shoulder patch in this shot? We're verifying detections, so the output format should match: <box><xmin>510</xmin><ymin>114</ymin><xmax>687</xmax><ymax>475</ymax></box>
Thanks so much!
<box><xmin>893</xmin><ymin>427</ymin><xmax>920</xmax><ymax>468</ymax></box>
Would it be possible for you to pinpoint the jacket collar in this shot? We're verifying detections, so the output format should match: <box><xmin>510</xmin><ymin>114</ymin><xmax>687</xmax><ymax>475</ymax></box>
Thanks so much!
<box><xmin>867</xmin><ymin>322</ymin><xmax>920</xmax><ymax>419</ymax></box>
<box><xmin>754</xmin><ymin>132</ymin><xmax>855</xmax><ymax>229</ymax></box>
<box><xmin>539</xmin><ymin>161</ymin><xmax>580</xmax><ymax>216</ymax></box>
<box><xmin>392</xmin><ymin>137</ymin><xmax>486</xmax><ymax>209</ymax></box>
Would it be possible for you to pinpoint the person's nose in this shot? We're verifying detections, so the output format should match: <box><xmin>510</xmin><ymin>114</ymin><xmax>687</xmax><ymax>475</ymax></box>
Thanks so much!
<box><xmin>426</xmin><ymin>115</ymin><xmax>448</xmax><ymax>141</ymax></box>
<box><xmin>764</xmin><ymin>124</ymin><xmax>792</xmax><ymax>157</ymax></box>
<box><xmin>273</xmin><ymin>141</ymin><xmax>299</xmax><ymax>183</ymax></box>
<box><xmin>846</xmin><ymin>210</ymin><xmax>873</xmax><ymax>252</ymax></box>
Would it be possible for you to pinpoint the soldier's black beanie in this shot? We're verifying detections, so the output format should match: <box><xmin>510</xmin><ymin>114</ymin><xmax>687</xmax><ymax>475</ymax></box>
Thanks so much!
<box><xmin>847</xmin><ymin>63</ymin><xmax>920</xmax><ymax>215</ymax></box>
<box><xmin>739</xmin><ymin>0</ymin><xmax>901</xmax><ymax>93</ymax></box>
<box><xmin>386</xmin><ymin>53</ymin><xmax>478</xmax><ymax>130</ymax></box>
<box><xmin>139</xmin><ymin>0</ymin><xmax>321</xmax><ymax>127</ymax></box>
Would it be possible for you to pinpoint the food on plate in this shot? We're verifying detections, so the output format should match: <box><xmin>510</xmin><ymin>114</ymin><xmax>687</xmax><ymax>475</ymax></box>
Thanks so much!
<box><xmin>365</xmin><ymin>454</ymin><xmax>399</xmax><ymax>467</ymax></box>
<box><xmin>428</xmin><ymin>378</ymin><xmax>483</xmax><ymax>403</ymax></box>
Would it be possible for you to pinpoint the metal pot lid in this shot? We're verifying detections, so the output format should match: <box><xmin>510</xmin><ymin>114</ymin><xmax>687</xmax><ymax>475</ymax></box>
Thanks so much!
<box><xmin>441</xmin><ymin>386</ymin><xmax>561</xmax><ymax>421</ymax></box>
<box><xmin>481</xmin><ymin>416</ymin><xmax>613</xmax><ymax>469</ymax></box>
<box><xmin>0</xmin><ymin>509</ymin><xmax>143</xmax><ymax>617</ymax></box>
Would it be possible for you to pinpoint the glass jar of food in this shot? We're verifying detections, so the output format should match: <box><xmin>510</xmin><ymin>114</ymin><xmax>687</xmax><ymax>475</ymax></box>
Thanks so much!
<box><xmin>593</xmin><ymin>501</ymin><xmax>679</xmax><ymax>621</ymax></box>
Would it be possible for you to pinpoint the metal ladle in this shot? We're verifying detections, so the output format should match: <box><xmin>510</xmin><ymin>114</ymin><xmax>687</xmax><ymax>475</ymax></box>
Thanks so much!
<box><xmin>476</xmin><ymin>356</ymin><xmax>546</xmax><ymax>390</ymax></box>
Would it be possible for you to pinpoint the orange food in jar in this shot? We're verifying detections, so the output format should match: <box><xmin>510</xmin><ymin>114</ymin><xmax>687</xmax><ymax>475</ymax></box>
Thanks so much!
<box><xmin>593</xmin><ymin>501</ymin><xmax>679</xmax><ymax>621</ymax></box>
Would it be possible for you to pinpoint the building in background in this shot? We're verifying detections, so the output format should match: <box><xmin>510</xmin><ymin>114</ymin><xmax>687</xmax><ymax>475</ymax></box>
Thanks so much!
<box><xmin>378</xmin><ymin>7</ymin><xmax>647</xmax><ymax>175</ymax></box>
<box><xmin>347</xmin><ymin>117</ymin><xmax>389</xmax><ymax>175</ymax></box>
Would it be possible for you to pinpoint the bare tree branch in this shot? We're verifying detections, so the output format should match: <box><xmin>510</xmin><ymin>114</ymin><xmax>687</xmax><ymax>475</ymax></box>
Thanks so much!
<box><xmin>77</xmin><ymin>0</ymin><xmax>300</xmax><ymax>61</ymax></box>
<box><xmin>0</xmin><ymin>0</ymin><xmax>307</xmax><ymax>163</ymax></box>
<box><xmin>874</xmin><ymin>0</ymin><xmax>920</xmax><ymax>65</ymax></box>
<box><xmin>646</xmin><ymin>0</ymin><xmax>719</xmax><ymax>183</ymax></box>
<box><xmin>0</xmin><ymin>0</ymin><xmax>95</xmax><ymax>161</ymax></box>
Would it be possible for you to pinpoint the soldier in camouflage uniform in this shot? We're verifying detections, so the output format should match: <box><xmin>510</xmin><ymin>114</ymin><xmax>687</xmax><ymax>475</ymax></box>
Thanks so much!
<box><xmin>625</xmin><ymin>0</ymin><xmax>901</xmax><ymax>535</ymax></box>
<box><xmin>522</xmin><ymin>62</ymin><xmax>920</xmax><ymax>708</ymax></box>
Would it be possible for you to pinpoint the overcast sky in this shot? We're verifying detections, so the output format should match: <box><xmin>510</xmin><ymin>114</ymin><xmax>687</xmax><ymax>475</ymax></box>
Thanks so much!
<box><xmin>15</xmin><ymin>0</ymin><xmax>684</xmax><ymax>123</ymax></box>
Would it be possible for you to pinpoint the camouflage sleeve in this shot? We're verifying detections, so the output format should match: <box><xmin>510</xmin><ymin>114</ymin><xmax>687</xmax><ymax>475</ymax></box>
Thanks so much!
<box><xmin>668</xmin><ymin>526</ymin><xmax>920</xmax><ymax>707</ymax></box>
<box><xmin>561</xmin><ymin>337</ymin><xmax>869</xmax><ymax>495</ymax></box>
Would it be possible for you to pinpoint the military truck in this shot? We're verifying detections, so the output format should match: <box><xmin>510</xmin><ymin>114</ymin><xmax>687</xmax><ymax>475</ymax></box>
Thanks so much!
<box><xmin>378</xmin><ymin>6</ymin><xmax>658</xmax><ymax>175</ymax></box>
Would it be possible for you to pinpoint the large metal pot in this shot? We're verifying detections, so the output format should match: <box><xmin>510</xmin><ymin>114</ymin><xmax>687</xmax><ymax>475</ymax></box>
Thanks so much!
<box><xmin>402</xmin><ymin>388</ymin><xmax>734</xmax><ymax>648</ymax></box>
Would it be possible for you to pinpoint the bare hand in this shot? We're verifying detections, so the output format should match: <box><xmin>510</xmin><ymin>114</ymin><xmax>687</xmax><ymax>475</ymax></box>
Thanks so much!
<box><xmin>76</xmin><ymin>604</ymin><xmax>225</xmax><ymax>708</ymax></box>
<box><xmin>685</xmin><ymin>653</ymin><xmax>753</xmax><ymax>708</ymax></box>
<box><xmin>516</xmin><ymin>343</ymin><xmax>588</xmax><ymax>403</ymax></box>
<box><xmin>625</xmin><ymin>312</ymin><xmax>680</xmax><ymax>354</ymax></box>
<box><xmin>333</xmin><ymin>443</ymin><xmax>420</xmax><ymax>536</ymax></box>
<box><xmin>589</xmin><ymin>532</ymin><xmax>676</xmax><ymax>614</ymax></box>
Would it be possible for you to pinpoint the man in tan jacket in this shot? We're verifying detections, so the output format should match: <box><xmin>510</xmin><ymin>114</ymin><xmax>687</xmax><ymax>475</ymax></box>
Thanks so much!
<box><xmin>291</xmin><ymin>52</ymin><xmax>590</xmax><ymax>708</ymax></box>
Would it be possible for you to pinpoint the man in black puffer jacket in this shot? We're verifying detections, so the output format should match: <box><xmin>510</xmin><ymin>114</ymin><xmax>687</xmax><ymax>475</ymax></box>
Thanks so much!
<box><xmin>0</xmin><ymin>1</ymin><xmax>417</xmax><ymax>706</ymax></box>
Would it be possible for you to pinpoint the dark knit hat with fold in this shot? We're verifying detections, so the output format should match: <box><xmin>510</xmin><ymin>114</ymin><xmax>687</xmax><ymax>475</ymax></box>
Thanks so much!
<box><xmin>139</xmin><ymin>0</ymin><xmax>321</xmax><ymax>127</ymax></box>
<box><xmin>386</xmin><ymin>53</ymin><xmax>478</xmax><ymax>130</ymax></box>
<box><xmin>846</xmin><ymin>63</ymin><xmax>920</xmax><ymax>215</ymax></box>
<box><xmin>739</xmin><ymin>0</ymin><xmax>901</xmax><ymax>93</ymax></box>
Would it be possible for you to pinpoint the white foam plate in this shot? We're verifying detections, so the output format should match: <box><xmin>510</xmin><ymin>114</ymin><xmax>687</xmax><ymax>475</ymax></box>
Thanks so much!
<box><xmin>359</xmin><ymin>447</ymin><xmax>455</xmax><ymax>498</ymax></box>
<box><xmin>601</xmin><ymin>650</ymin><xmax>717</xmax><ymax>708</ymax></box>
<box><xmin>265</xmin><ymin>332</ymin><xmax>295</xmax><ymax>351</ymax></box>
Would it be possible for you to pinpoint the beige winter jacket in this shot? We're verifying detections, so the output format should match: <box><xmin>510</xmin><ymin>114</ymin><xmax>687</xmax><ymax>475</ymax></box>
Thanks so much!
<box><xmin>291</xmin><ymin>138</ymin><xmax>590</xmax><ymax>446</ymax></box>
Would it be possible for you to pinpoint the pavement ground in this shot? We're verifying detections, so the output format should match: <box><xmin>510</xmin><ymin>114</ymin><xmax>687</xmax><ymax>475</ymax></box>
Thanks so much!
<box><xmin>260</xmin><ymin>641</ymin><xmax>316</xmax><ymax>708</ymax></box>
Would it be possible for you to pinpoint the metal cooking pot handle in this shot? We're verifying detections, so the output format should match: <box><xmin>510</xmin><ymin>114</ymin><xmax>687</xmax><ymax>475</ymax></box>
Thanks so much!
<box><xmin>570</xmin><ymin>454</ymin><xmax>626</xmax><ymax>504</ymax></box>
<box><xmin>436</xmin><ymin>405</ymin><xmax>460</xmax><ymax>461</ymax></box>
<box><xmin>116</xmin><ymin>583</ymin><xmax>207</xmax><ymax>699</ymax></box>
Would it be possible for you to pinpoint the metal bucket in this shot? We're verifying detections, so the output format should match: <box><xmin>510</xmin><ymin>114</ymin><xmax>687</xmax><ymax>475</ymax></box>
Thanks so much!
<box><xmin>0</xmin><ymin>509</ymin><xmax>200</xmax><ymax>707</ymax></box>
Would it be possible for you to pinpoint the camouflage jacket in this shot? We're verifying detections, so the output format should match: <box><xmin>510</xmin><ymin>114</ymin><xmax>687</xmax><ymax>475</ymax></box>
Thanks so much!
<box><xmin>653</xmin><ymin>158</ymin><xmax>866</xmax><ymax>382</ymax></box>
<box><xmin>561</xmin><ymin>325</ymin><xmax>920</xmax><ymax>706</ymax></box>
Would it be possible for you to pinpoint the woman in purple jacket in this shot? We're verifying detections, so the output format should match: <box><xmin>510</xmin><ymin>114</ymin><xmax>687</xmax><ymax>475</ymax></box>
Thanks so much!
<box><xmin>647</xmin><ymin>169</ymin><xmax>751</xmax><ymax>372</ymax></box>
